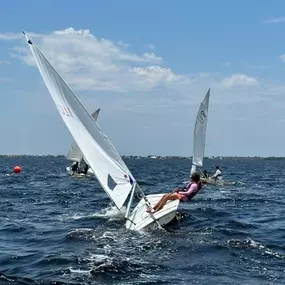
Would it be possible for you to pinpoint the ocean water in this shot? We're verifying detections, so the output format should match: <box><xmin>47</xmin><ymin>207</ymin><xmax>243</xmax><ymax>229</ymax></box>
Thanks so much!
<box><xmin>0</xmin><ymin>156</ymin><xmax>284</xmax><ymax>285</ymax></box>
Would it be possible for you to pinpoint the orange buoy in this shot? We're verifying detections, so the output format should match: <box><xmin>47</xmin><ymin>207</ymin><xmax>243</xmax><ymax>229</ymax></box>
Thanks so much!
<box><xmin>13</xmin><ymin>165</ymin><xmax>22</xmax><ymax>174</ymax></box>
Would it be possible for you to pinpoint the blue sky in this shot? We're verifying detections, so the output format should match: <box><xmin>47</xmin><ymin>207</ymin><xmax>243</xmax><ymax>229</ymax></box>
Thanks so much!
<box><xmin>1</xmin><ymin>0</ymin><xmax>285</xmax><ymax>156</ymax></box>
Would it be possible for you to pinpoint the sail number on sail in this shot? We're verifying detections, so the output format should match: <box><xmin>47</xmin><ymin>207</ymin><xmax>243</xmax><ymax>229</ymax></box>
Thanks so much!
<box><xmin>57</xmin><ymin>105</ymin><xmax>73</xmax><ymax>117</ymax></box>
<box><xmin>198</xmin><ymin>110</ymin><xmax>207</xmax><ymax>124</ymax></box>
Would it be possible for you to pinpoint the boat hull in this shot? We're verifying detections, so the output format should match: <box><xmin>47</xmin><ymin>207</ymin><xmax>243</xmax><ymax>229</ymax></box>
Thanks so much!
<box><xmin>201</xmin><ymin>177</ymin><xmax>224</xmax><ymax>186</ymax></box>
<box><xmin>125</xmin><ymin>194</ymin><xmax>180</xmax><ymax>231</ymax></box>
<box><xmin>66</xmin><ymin>166</ymin><xmax>94</xmax><ymax>177</ymax></box>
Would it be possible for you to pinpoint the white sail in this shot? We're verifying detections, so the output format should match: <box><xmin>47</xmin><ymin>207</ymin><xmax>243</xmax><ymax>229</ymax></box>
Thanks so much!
<box><xmin>66</xmin><ymin>143</ymin><xmax>83</xmax><ymax>163</ymax></box>
<box><xmin>66</xmin><ymin>109</ymin><xmax>100</xmax><ymax>163</ymax></box>
<box><xmin>24</xmin><ymin>33</ymin><xmax>135</xmax><ymax>210</ymax></box>
<box><xmin>190</xmin><ymin>89</ymin><xmax>210</xmax><ymax>174</ymax></box>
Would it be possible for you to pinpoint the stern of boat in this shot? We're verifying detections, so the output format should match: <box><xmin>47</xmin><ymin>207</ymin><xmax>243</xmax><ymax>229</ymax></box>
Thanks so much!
<box><xmin>125</xmin><ymin>194</ymin><xmax>180</xmax><ymax>231</ymax></box>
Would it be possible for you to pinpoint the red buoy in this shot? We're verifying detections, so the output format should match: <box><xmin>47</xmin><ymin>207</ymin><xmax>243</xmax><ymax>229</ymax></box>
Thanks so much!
<box><xmin>13</xmin><ymin>166</ymin><xmax>22</xmax><ymax>174</ymax></box>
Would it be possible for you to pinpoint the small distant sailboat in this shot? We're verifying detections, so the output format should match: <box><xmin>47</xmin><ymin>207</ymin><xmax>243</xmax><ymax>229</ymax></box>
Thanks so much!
<box><xmin>24</xmin><ymin>32</ymin><xmax>179</xmax><ymax>231</ymax></box>
<box><xmin>190</xmin><ymin>89</ymin><xmax>223</xmax><ymax>185</ymax></box>
<box><xmin>65</xmin><ymin>108</ymin><xmax>100</xmax><ymax>177</ymax></box>
<box><xmin>190</xmin><ymin>89</ymin><xmax>210</xmax><ymax>176</ymax></box>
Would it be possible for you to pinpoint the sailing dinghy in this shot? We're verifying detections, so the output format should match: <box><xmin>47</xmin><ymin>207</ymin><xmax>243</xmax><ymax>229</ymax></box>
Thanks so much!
<box><xmin>66</xmin><ymin>108</ymin><xmax>100</xmax><ymax>177</ymax></box>
<box><xmin>189</xmin><ymin>89</ymin><xmax>223</xmax><ymax>185</ymax></box>
<box><xmin>190</xmin><ymin>89</ymin><xmax>211</xmax><ymax>179</ymax></box>
<box><xmin>24</xmin><ymin>32</ymin><xmax>179</xmax><ymax>231</ymax></box>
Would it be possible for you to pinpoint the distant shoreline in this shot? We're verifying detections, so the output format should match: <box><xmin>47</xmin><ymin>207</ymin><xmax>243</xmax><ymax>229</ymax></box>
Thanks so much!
<box><xmin>0</xmin><ymin>155</ymin><xmax>285</xmax><ymax>160</ymax></box>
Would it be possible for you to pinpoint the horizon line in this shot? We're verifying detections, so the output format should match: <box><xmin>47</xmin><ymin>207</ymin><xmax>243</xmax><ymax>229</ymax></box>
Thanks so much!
<box><xmin>1</xmin><ymin>154</ymin><xmax>285</xmax><ymax>159</ymax></box>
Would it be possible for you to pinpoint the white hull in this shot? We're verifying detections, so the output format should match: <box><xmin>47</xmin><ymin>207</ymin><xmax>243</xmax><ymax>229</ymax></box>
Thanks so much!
<box><xmin>125</xmin><ymin>194</ymin><xmax>180</xmax><ymax>231</ymax></box>
<box><xmin>201</xmin><ymin>177</ymin><xmax>224</xmax><ymax>186</ymax></box>
<box><xmin>66</xmin><ymin>166</ymin><xmax>94</xmax><ymax>177</ymax></box>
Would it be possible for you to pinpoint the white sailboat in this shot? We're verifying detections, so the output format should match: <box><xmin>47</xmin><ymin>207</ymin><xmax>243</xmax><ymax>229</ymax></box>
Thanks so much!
<box><xmin>190</xmin><ymin>89</ymin><xmax>210</xmax><ymax>175</ymax></box>
<box><xmin>65</xmin><ymin>108</ymin><xmax>100</xmax><ymax>177</ymax></box>
<box><xmin>189</xmin><ymin>89</ymin><xmax>223</xmax><ymax>185</ymax></box>
<box><xmin>24</xmin><ymin>32</ymin><xmax>179</xmax><ymax>231</ymax></box>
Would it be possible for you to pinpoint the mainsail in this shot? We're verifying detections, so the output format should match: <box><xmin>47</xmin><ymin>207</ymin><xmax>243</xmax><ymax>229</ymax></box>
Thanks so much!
<box><xmin>66</xmin><ymin>109</ymin><xmax>100</xmax><ymax>163</ymax></box>
<box><xmin>24</xmin><ymin>32</ymin><xmax>136</xmax><ymax>210</ymax></box>
<box><xmin>190</xmin><ymin>89</ymin><xmax>210</xmax><ymax>175</ymax></box>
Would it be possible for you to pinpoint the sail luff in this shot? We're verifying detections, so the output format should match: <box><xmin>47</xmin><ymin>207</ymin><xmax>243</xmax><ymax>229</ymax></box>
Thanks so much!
<box><xmin>24</xmin><ymin>32</ymin><xmax>137</xmax><ymax>209</ymax></box>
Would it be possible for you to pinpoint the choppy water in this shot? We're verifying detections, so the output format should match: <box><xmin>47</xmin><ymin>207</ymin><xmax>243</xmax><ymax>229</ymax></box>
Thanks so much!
<box><xmin>0</xmin><ymin>156</ymin><xmax>284</xmax><ymax>285</ymax></box>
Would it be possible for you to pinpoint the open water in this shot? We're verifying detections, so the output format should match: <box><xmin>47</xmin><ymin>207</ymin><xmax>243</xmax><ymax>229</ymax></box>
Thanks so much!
<box><xmin>0</xmin><ymin>156</ymin><xmax>284</xmax><ymax>285</ymax></box>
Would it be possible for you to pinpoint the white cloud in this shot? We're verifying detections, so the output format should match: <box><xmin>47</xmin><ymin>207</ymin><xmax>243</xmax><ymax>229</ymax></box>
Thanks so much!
<box><xmin>142</xmin><ymin>52</ymin><xmax>162</xmax><ymax>62</ymax></box>
<box><xmin>0</xmin><ymin>28</ymin><xmax>175</xmax><ymax>92</ymax></box>
<box><xmin>264</xmin><ymin>17</ymin><xmax>285</xmax><ymax>24</ymax></box>
<box><xmin>129</xmin><ymin>66</ymin><xmax>186</xmax><ymax>91</ymax></box>
<box><xmin>1</xmin><ymin>27</ymin><xmax>285</xmax><ymax>156</ymax></box>
<box><xmin>220</xmin><ymin>74</ymin><xmax>259</xmax><ymax>88</ymax></box>
<box><xmin>0</xmin><ymin>33</ymin><xmax>22</xmax><ymax>40</ymax></box>
<box><xmin>0</xmin><ymin>27</ymin><xmax>261</xmax><ymax>95</ymax></box>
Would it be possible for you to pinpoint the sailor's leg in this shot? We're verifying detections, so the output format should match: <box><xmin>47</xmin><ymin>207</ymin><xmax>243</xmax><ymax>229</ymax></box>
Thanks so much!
<box><xmin>154</xmin><ymin>193</ymin><xmax>179</xmax><ymax>212</ymax></box>
<box><xmin>152</xmin><ymin>193</ymin><xmax>172</xmax><ymax>211</ymax></box>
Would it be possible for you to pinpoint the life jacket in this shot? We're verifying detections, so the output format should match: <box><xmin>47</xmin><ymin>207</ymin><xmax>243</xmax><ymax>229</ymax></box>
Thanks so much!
<box><xmin>188</xmin><ymin>182</ymin><xmax>201</xmax><ymax>200</ymax></box>
<box><xmin>180</xmin><ymin>181</ymin><xmax>200</xmax><ymax>201</ymax></box>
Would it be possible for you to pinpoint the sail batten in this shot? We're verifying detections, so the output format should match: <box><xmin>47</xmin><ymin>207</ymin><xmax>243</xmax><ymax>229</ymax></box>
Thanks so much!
<box><xmin>191</xmin><ymin>89</ymin><xmax>210</xmax><ymax>174</ymax></box>
<box><xmin>25</xmin><ymin>33</ymin><xmax>136</xmax><ymax>209</ymax></box>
